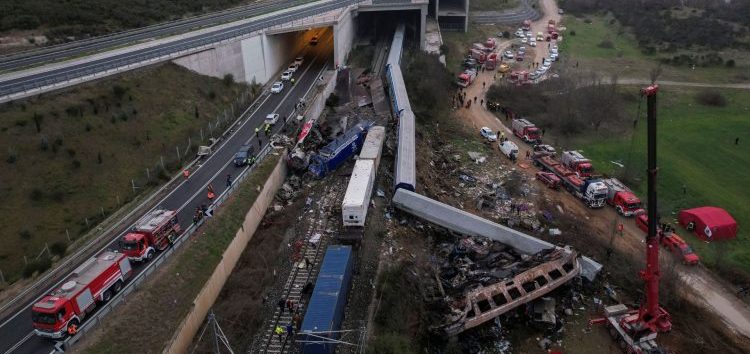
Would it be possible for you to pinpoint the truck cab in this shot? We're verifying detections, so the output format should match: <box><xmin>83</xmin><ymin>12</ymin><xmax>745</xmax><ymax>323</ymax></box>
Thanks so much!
<box><xmin>577</xmin><ymin>179</ymin><xmax>607</xmax><ymax>208</ymax></box>
<box><xmin>561</xmin><ymin>150</ymin><xmax>594</xmax><ymax>178</ymax></box>
<box><xmin>32</xmin><ymin>297</ymin><xmax>75</xmax><ymax>339</ymax></box>
<box><xmin>611</xmin><ymin>191</ymin><xmax>644</xmax><ymax>216</ymax></box>
<box><xmin>121</xmin><ymin>209</ymin><xmax>180</xmax><ymax>262</ymax></box>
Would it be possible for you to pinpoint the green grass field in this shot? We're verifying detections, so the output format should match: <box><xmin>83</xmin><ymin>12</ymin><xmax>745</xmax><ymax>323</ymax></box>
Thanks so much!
<box><xmin>574</xmin><ymin>87</ymin><xmax>750</xmax><ymax>274</ymax></box>
<box><xmin>560</xmin><ymin>15</ymin><xmax>750</xmax><ymax>84</ymax></box>
<box><xmin>0</xmin><ymin>63</ymin><xmax>247</xmax><ymax>282</ymax></box>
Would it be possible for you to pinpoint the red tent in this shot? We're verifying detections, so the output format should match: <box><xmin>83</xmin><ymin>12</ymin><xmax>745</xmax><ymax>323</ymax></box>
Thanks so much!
<box><xmin>678</xmin><ymin>207</ymin><xmax>738</xmax><ymax>241</ymax></box>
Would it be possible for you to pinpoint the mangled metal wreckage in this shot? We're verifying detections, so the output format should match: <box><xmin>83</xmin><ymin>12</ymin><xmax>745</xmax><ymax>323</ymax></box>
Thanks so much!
<box><xmin>428</xmin><ymin>241</ymin><xmax>580</xmax><ymax>335</ymax></box>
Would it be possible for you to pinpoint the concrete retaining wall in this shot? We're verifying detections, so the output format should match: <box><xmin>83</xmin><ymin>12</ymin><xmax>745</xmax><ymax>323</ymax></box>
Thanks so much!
<box><xmin>392</xmin><ymin>189</ymin><xmax>602</xmax><ymax>280</ymax></box>
<box><xmin>164</xmin><ymin>155</ymin><xmax>287</xmax><ymax>354</ymax></box>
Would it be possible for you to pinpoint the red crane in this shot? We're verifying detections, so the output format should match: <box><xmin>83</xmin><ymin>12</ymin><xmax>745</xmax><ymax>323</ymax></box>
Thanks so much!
<box><xmin>599</xmin><ymin>84</ymin><xmax>673</xmax><ymax>353</ymax></box>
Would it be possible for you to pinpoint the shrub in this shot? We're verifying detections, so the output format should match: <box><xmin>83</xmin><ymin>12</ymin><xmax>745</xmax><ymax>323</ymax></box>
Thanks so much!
<box><xmin>19</xmin><ymin>230</ymin><xmax>32</xmax><ymax>240</ymax></box>
<box><xmin>15</xmin><ymin>119</ymin><xmax>27</xmax><ymax>127</ymax></box>
<box><xmin>112</xmin><ymin>85</ymin><xmax>127</xmax><ymax>100</ymax></box>
<box><xmin>50</xmin><ymin>242</ymin><xmax>67</xmax><ymax>257</ymax></box>
<box><xmin>694</xmin><ymin>89</ymin><xmax>727</xmax><ymax>107</ymax></box>
<box><xmin>40</xmin><ymin>136</ymin><xmax>49</xmax><ymax>151</ymax></box>
<box><xmin>726</xmin><ymin>59</ymin><xmax>735</xmax><ymax>68</ymax></box>
<box><xmin>22</xmin><ymin>257</ymin><xmax>52</xmax><ymax>278</ymax></box>
<box><xmin>570</xmin><ymin>30</ymin><xmax>576</xmax><ymax>36</ymax></box>
<box><xmin>30</xmin><ymin>188</ymin><xmax>44</xmax><ymax>201</ymax></box>
<box><xmin>597</xmin><ymin>39</ymin><xmax>614</xmax><ymax>49</ymax></box>
<box><xmin>32</xmin><ymin>113</ymin><xmax>43</xmax><ymax>132</ymax></box>
<box><xmin>222</xmin><ymin>74</ymin><xmax>235</xmax><ymax>86</ymax></box>
<box><xmin>6</xmin><ymin>150</ymin><xmax>17</xmax><ymax>164</ymax></box>
<box><xmin>72</xmin><ymin>159</ymin><xmax>81</xmax><ymax>169</ymax></box>
<box><xmin>208</xmin><ymin>90</ymin><xmax>216</xmax><ymax>100</ymax></box>
<box><xmin>325</xmin><ymin>93</ymin><xmax>340</xmax><ymax>107</ymax></box>
<box><xmin>66</xmin><ymin>148</ymin><xmax>76</xmax><ymax>157</ymax></box>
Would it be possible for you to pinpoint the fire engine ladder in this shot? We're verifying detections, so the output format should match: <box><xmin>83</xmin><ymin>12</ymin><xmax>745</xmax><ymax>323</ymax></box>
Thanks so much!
<box><xmin>253</xmin><ymin>182</ymin><xmax>343</xmax><ymax>354</ymax></box>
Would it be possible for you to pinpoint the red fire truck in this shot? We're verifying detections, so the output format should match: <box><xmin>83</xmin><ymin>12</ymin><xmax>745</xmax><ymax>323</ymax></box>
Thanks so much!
<box><xmin>31</xmin><ymin>251</ymin><xmax>133</xmax><ymax>338</ymax></box>
<box><xmin>121</xmin><ymin>209</ymin><xmax>181</xmax><ymax>262</ymax></box>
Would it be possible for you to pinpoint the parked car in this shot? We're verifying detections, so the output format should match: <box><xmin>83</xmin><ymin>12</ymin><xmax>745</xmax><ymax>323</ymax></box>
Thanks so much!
<box><xmin>536</xmin><ymin>32</ymin><xmax>544</xmax><ymax>41</ymax></box>
<box><xmin>499</xmin><ymin>140</ymin><xmax>519</xmax><ymax>160</ymax></box>
<box><xmin>516</xmin><ymin>52</ymin><xmax>525</xmax><ymax>61</ymax></box>
<box><xmin>550</xmin><ymin>47</ymin><xmax>559</xmax><ymax>55</ymax></box>
<box><xmin>234</xmin><ymin>145</ymin><xmax>256</xmax><ymax>167</ymax></box>
<box><xmin>542</xmin><ymin>61</ymin><xmax>552</xmax><ymax>70</ymax></box>
<box><xmin>294</xmin><ymin>56</ymin><xmax>304</xmax><ymax>66</ymax></box>
<box><xmin>521</xmin><ymin>37</ymin><xmax>528</xmax><ymax>44</ymax></box>
<box><xmin>480</xmin><ymin>127</ymin><xmax>498</xmax><ymax>142</ymax></box>
<box><xmin>558</xmin><ymin>8</ymin><xmax>564</xmax><ymax>14</ymax></box>
<box><xmin>271</xmin><ymin>81</ymin><xmax>284</xmax><ymax>94</ymax></box>
<box><xmin>281</xmin><ymin>70</ymin><xmax>293</xmax><ymax>81</ymax></box>
<box><xmin>514</xmin><ymin>29</ymin><xmax>525</xmax><ymax>37</ymax></box>
<box><xmin>529</xmin><ymin>40</ymin><xmax>537</xmax><ymax>47</ymax></box>
<box><xmin>265</xmin><ymin>113</ymin><xmax>280</xmax><ymax>125</ymax></box>
<box><xmin>310</xmin><ymin>35</ymin><xmax>319</xmax><ymax>45</ymax></box>
<box><xmin>550</xmin><ymin>53</ymin><xmax>559</xmax><ymax>61</ymax></box>
<box><xmin>503</xmin><ymin>50</ymin><xmax>515</xmax><ymax>59</ymax></box>
<box><xmin>518</xmin><ymin>46</ymin><xmax>527</xmax><ymax>54</ymax></box>
<box><xmin>287</xmin><ymin>63</ymin><xmax>299</xmax><ymax>73</ymax></box>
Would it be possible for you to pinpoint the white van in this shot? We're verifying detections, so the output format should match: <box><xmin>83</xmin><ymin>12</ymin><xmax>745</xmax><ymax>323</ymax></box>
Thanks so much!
<box><xmin>499</xmin><ymin>140</ymin><xmax>519</xmax><ymax>160</ymax></box>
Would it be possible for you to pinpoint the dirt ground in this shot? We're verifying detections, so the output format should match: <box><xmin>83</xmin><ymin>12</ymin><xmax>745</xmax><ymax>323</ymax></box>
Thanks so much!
<box><xmin>440</xmin><ymin>3</ymin><xmax>750</xmax><ymax>350</ymax></box>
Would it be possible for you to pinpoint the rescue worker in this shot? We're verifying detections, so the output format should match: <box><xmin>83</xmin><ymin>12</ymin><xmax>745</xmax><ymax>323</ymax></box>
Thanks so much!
<box><xmin>207</xmin><ymin>184</ymin><xmax>215</xmax><ymax>201</ymax></box>
<box><xmin>275</xmin><ymin>325</ymin><xmax>285</xmax><ymax>343</ymax></box>
<box><xmin>226</xmin><ymin>174</ymin><xmax>232</xmax><ymax>187</ymax></box>
<box><xmin>265</xmin><ymin>123</ymin><xmax>271</xmax><ymax>135</ymax></box>
<box><xmin>500</xmin><ymin>132</ymin><xmax>505</xmax><ymax>142</ymax></box>
<box><xmin>290</xmin><ymin>78</ymin><xmax>296</xmax><ymax>85</ymax></box>
<box><xmin>286</xmin><ymin>323</ymin><xmax>294</xmax><ymax>340</ymax></box>
<box><xmin>183</xmin><ymin>169</ymin><xmax>190</xmax><ymax>180</ymax></box>
<box><xmin>255</xmin><ymin>127</ymin><xmax>260</xmax><ymax>137</ymax></box>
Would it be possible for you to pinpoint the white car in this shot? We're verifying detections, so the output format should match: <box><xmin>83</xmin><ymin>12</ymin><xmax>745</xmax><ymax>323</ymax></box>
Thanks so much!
<box><xmin>271</xmin><ymin>81</ymin><xmax>284</xmax><ymax>94</ymax></box>
<box><xmin>550</xmin><ymin>53</ymin><xmax>559</xmax><ymax>61</ymax></box>
<box><xmin>521</xmin><ymin>37</ymin><xmax>528</xmax><ymax>44</ymax></box>
<box><xmin>499</xmin><ymin>140</ymin><xmax>519</xmax><ymax>160</ymax></box>
<box><xmin>287</xmin><ymin>63</ymin><xmax>299</xmax><ymax>73</ymax></box>
<box><xmin>529</xmin><ymin>40</ymin><xmax>537</xmax><ymax>47</ymax></box>
<box><xmin>542</xmin><ymin>61</ymin><xmax>552</xmax><ymax>70</ymax></box>
<box><xmin>519</xmin><ymin>46</ymin><xmax>527</xmax><ymax>54</ymax></box>
<box><xmin>265</xmin><ymin>113</ymin><xmax>280</xmax><ymax>125</ymax></box>
<box><xmin>294</xmin><ymin>56</ymin><xmax>304</xmax><ymax>66</ymax></box>
<box><xmin>281</xmin><ymin>70</ymin><xmax>293</xmax><ymax>81</ymax></box>
<box><xmin>551</xmin><ymin>44</ymin><xmax>559</xmax><ymax>51</ymax></box>
<box><xmin>558</xmin><ymin>8</ymin><xmax>564</xmax><ymax>14</ymax></box>
<box><xmin>550</xmin><ymin>47</ymin><xmax>559</xmax><ymax>55</ymax></box>
<box><xmin>515</xmin><ymin>29</ymin><xmax>525</xmax><ymax>38</ymax></box>
<box><xmin>480</xmin><ymin>127</ymin><xmax>497</xmax><ymax>142</ymax></box>
<box><xmin>503</xmin><ymin>50</ymin><xmax>515</xmax><ymax>59</ymax></box>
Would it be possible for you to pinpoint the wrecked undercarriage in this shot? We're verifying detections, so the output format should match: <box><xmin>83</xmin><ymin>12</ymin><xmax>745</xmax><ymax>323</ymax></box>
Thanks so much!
<box><xmin>428</xmin><ymin>237</ymin><xmax>581</xmax><ymax>336</ymax></box>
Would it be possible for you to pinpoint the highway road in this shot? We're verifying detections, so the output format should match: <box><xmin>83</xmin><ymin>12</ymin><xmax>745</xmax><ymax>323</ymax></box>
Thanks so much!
<box><xmin>0</xmin><ymin>0</ymin><xmax>354</xmax><ymax>100</ymax></box>
<box><xmin>0</xmin><ymin>29</ymin><xmax>334</xmax><ymax>354</ymax></box>
<box><xmin>0</xmin><ymin>0</ymin><xmax>307</xmax><ymax>73</ymax></box>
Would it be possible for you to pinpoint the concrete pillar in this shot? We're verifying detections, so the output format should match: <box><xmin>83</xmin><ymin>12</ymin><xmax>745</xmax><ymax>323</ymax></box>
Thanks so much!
<box><xmin>464</xmin><ymin>0</ymin><xmax>469</xmax><ymax>32</ymax></box>
<box><xmin>420</xmin><ymin>5</ymin><xmax>427</xmax><ymax>50</ymax></box>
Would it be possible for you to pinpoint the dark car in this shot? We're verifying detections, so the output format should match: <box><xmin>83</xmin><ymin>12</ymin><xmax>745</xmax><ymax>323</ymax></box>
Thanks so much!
<box><xmin>234</xmin><ymin>145</ymin><xmax>256</xmax><ymax>167</ymax></box>
<box><xmin>310</xmin><ymin>35</ymin><xmax>319</xmax><ymax>45</ymax></box>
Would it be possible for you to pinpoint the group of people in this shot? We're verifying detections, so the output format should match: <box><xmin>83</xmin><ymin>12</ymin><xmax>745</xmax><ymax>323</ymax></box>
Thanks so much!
<box><xmin>192</xmin><ymin>204</ymin><xmax>213</xmax><ymax>223</ymax></box>
<box><xmin>274</xmin><ymin>297</ymin><xmax>304</xmax><ymax>343</ymax></box>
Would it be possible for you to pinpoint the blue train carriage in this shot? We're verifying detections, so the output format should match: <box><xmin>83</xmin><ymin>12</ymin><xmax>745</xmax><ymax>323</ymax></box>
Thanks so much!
<box><xmin>299</xmin><ymin>245</ymin><xmax>355</xmax><ymax>354</ymax></box>
<box><xmin>308</xmin><ymin>122</ymin><xmax>373</xmax><ymax>178</ymax></box>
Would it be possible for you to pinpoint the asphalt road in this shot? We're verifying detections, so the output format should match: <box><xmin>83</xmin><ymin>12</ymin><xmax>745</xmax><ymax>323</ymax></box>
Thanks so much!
<box><xmin>0</xmin><ymin>29</ymin><xmax>334</xmax><ymax>354</ymax></box>
<box><xmin>0</xmin><ymin>0</ymin><xmax>354</xmax><ymax>99</ymax></box>
<box><xmin>0</xmin><ymin>0</ymin><xmax>305</xmax><ymax>73</ymax></box>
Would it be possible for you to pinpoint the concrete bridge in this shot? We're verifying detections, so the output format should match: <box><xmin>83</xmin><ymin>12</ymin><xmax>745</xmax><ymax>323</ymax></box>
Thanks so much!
<box><xmin>0</xmin><ymin>0</ymin><xmax>429</xmax><ymax>103</ymax></box>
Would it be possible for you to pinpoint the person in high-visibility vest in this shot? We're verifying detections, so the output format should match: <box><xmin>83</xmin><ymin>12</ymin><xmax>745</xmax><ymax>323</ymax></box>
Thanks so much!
<box><xmin>207</xmin><ymin>184</ymin><xmax>215</xmax><ymax>200</ymax></box>
<box><xmin>275</xmin><ymin>325</ymin><xmax>285</xmax><ymax>343</ymax></box>
<box><xmin>265</xmin><ymin>123</ymin><xmax>271</xmax><ymax>135</ymax></box>
<box><xmin>67</xmin><ymin>323</ymin><xmax>78</xmax><ymax>336</ymax></box>
<box><xmin>290</xmin><ymin>78</ymin><xmax>295</xmax><ymax>85</ymax></box>
<box><xmin>255</xmin><ymin>127</ymin><xmax>259</xmax><ymax>137</ymax></box>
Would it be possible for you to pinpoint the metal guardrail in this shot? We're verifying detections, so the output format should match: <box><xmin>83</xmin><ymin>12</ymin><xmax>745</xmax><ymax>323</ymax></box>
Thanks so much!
<box><xmin>60</xmin><ymin>143</ymin><xmax>274</xmax><ymax>352</ymax></box>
